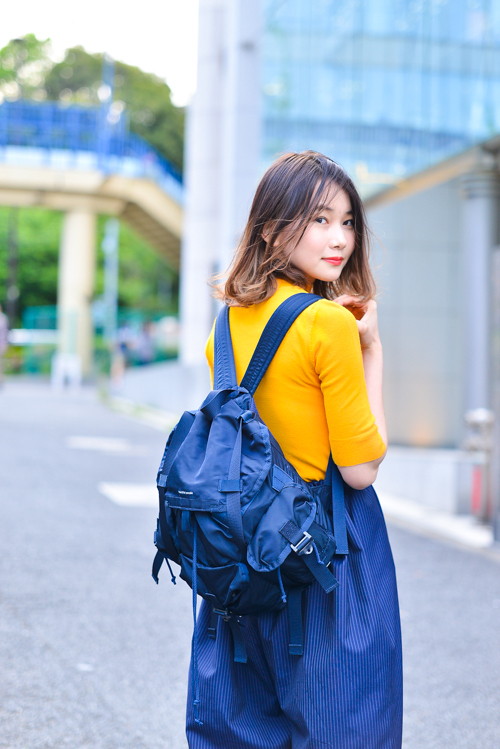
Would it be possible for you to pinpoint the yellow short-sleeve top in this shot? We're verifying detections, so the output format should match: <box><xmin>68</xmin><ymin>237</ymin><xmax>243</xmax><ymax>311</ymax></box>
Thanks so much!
<box><xmin>205</xmin><ymin>278</ymin><xmax>385</xmax><ymax>482</ymax></box>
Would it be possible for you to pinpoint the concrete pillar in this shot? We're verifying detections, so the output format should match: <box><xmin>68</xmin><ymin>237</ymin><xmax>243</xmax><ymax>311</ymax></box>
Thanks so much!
<box><xmin>461</xmin><ymin>168</ymin><xmax>500</xmax><ymax>535</ymax></box>
<box><xmin>218</xmin><ymin>0</ymin><xmax>262</xmax><ymax>274</ymax></box>
<box><xmin>180</xmin><ymin>0</ymin><xmax>226</xmax><ymax>366</ymax></box>
<box><xmin>492</xmin><ymin>247</ymin><xmax>500</xmax><ymax>541</ymax></box>
<box><xmin>460</xmin><ymin>169</ymin><xmax>499</xmax><ymax>411</ymax></box>
<box><xmin>180</xmin><ymin>0</ymin><xmax>262</xmax><ymax>366</ymax></box>
<box><xmin>57</xmin><ymin>208</ymin><xmax>97</xmax><ymax>376</ymax></box>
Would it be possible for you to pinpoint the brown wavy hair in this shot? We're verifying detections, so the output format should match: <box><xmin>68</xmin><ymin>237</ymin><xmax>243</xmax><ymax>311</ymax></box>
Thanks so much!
<box><xmin>212</xmin><ymin>150</ymin><xmax>376</xmax><ymax>306</ymax></box>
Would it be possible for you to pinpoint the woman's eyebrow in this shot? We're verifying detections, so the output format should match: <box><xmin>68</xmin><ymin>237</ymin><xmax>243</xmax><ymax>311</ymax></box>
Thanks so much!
<box><xmin>316</xmin><ymin>204</ymin><xmax>353</xmax><ymax>216</ymax></box>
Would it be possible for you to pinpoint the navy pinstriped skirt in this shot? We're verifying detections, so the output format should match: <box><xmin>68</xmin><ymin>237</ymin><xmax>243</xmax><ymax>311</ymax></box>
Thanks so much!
<box><xmin>186</xmin><ymin>485</ymin><xmax>403</xmax><ymax>749</ymax></box>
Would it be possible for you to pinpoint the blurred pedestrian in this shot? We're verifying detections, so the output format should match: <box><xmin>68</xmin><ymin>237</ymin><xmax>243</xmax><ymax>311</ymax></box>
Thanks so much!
<box><xmin>0</xmin><ymin>303</ymin><xmax>9</xmax><ymax>387</ymax></box>
<box><xmin>182</xmin><ymin>152</ymin><xmax>402</xmax><ymax>747</ymax></box>
<box><xmin>136</xmin><ymin>321</ymin><xmax>155</xmax><ymax>365</ymax></box>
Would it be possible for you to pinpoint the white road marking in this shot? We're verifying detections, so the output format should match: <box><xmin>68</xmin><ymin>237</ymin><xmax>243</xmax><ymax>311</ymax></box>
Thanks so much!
<box><xmin>76</xmin><ymin>663</ymin><xmax>94</xmax><ymax>672</ymax></box>
<box><xmin>67</xmin><ymin>436</ymin><xmax>148</xmax><ymax>455</ymax></box>
<box><xmin>98</xmin><ymin>482</ymin><xmax>157</xmax><ymax>507</ymax></box>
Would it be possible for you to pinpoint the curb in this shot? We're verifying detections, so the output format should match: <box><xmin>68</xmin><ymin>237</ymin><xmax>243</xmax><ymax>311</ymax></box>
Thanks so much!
<box><xmin>378</xmin><ymin>490</ymin><xmax>500</xmax><ymax>560</ymax></box>
<box><xmin>102</xmin><ymin>393</ymin><xmax>178</xmax><ymax>433</ymax></box>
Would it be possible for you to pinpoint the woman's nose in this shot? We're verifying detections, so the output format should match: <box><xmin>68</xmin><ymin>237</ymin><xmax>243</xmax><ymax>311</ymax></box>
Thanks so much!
<box><xmin>328</xmin><ymin>224</ymin><xmax>347</xmax><ymax>249</ymax></box>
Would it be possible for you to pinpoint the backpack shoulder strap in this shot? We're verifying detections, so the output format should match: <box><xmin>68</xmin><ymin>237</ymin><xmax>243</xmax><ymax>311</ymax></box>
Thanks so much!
<box><xmin>240</xmin><ymin>293</ymin><xmax>322</xmax><ymax>395</ymax></box>
<box><xmin>213</xmin><ymin>305</ymin><xmax>238</xmax><ymax>389</ymax></box>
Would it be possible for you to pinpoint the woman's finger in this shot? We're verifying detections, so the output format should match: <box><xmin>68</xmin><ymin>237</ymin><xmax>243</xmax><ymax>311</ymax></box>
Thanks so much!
<box><xmin>345</xmin><ymin>304</ymin><xmax>366</xmax><ymax>320</ymax></box>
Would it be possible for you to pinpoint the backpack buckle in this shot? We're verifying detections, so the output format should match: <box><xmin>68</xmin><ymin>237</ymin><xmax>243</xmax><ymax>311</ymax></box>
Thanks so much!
<box><xmin>213</xmin><ymin>607</ymin><xmax>232</xmax><ymax>622</ymax></box>
<box><xmin>290</xmin><ymin>532</ymin><xmax>314</xmax><ymax>556</ymax></box>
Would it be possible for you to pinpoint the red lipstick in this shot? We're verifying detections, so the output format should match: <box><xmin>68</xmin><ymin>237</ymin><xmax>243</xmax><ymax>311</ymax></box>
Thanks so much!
<box><xmin>323</xmin><ymin>257</ymin><xmax>343</xmax><ymax>266</ymax></box>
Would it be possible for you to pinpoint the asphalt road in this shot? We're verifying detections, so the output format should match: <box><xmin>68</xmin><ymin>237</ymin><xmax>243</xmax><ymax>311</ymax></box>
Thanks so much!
<box><xmin>1</xmin><ymin>381</ymin><xmax>499</xmax><ymax>749</ymax></box>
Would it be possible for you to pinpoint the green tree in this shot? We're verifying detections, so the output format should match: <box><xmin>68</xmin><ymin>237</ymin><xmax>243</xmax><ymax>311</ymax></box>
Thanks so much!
<box><xmin>0</xmin><ymin>36</ymin><xmax>185</xmax><ymax>171</ymax></box>
<box><xmin>95</xmin><ymin>216</ymin><xmax>178</xmax><ymax>315</ymax></box>
<box><xmin>44</xmin><ymin>47</ymin><xmax>185</xmax><ymax>171</ymax></box>
<box><xmin>0</xmin><ymin>207</ymin><xmax>61</xmax><ymax>326</ymax></box>
<box><xmin>0</xmin><ymin>34</ymin><xmax>52</xmax><ymax>102</ymax></box>
<box><xmin>0</xmin><ymin>208</ymin><xmax>178</xmax><ymax>327</ymax></box>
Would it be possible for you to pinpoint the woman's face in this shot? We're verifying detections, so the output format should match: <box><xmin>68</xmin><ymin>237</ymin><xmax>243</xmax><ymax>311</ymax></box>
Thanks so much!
<box><xmin>288</xmin><ymin>187</ymin><xmax>356</xmax><ymax>285</ymax></box>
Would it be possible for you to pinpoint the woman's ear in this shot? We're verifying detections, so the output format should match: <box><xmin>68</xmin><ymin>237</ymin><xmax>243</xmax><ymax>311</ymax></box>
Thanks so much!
<box><xmin>262</xmin><ymin>218</ymin><xmax>283</xmax><ymax>246</ymax></box>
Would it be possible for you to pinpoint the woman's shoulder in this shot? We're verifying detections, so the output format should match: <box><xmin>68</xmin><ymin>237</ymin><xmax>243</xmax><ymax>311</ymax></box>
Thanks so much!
<box><xmin>306</xmin><ymin>297</ymin><xmax>358</xmax><ymax>336</ymax></box>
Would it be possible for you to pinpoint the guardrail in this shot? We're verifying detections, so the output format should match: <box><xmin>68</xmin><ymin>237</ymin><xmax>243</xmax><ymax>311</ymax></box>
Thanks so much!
<box><xmin>0</xmin><ymin>100</ymin><xmax>183</xmax><ymax>204</ymax></box>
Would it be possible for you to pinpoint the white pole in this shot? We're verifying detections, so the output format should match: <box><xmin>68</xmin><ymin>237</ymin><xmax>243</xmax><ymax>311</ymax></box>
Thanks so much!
<box><xmin>102</xmin><ymin>218</ymin><xmax>120</xmax><ymax>346</ymax></box>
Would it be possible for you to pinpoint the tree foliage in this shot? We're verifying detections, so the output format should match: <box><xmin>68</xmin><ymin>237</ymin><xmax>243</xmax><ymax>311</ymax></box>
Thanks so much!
<box><xmin>0</xmin><ymin>35</ymin><xmax>185</xmax><ymax>171</ymax></box>
<box><xmin>0</xmin><ymin>34</ymin><xmax>53</xmax><ymax>101</ymax></box>
<box><xmin>0</xmin><ymin>207</ymin><xmax>178</xmax><ymax>328</ymax></box>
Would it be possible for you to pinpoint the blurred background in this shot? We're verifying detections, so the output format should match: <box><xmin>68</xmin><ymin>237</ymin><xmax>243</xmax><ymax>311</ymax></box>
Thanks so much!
<box><xmin>1</xmin><ymin>2</ymin><xmax>500</xmax><ymax>748</ymax></box>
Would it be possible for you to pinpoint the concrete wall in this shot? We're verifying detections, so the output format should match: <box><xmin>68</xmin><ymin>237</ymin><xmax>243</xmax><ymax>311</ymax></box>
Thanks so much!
<box><xmin>367</xmin><ymin>179</ymin><xmax>465</xmax><ymax>448</ymax></box>
<box><xmin>180</xmin><ymin>0</ymin><xmax>262</xmax><ymax>366</ymax></box>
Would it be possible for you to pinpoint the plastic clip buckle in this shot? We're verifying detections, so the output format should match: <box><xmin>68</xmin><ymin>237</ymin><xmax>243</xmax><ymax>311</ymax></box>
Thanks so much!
<box><xmin>213</xmin><ymin>607</ymin><xmax>232</xmax><ymax>622</ymax></box>
<box><xmin>291</xmin><ymin>531</ymin><xmax>314</xmax><ymax>555</ymax></box>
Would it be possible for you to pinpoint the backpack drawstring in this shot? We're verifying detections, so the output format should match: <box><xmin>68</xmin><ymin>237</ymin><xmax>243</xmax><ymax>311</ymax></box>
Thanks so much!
<box><xmin>312</xmin><ymin>541</ymin><xmax>324</xmax><ymax>566</ymax></box>
<box><xmin>165</xmin><ymin>558</ymin><xmax>177</xmax><ymax>585</ymax></box>
<box><xmin>277</xmin><ymin>567</ymin><xmax>287</xmax><ymax>604</ymax></box>
<box><xmin>191</xmin><ymin>519</ymin><xmax>203</xmax><ymax>726</ymax></box>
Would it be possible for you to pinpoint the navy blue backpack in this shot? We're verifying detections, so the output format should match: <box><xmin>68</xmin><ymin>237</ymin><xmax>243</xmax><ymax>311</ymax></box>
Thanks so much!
<box><xmin>152</xmin><ymin>293</ymin><xmax>349</xmax><ymax>722</ymax></box>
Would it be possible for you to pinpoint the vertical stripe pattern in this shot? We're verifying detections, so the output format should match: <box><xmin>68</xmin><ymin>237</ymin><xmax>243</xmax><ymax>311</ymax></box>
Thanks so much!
<box><xmin>186</xmin><ymin>485</ymin><xmax>403</xmax><ymax>749</ymax></box>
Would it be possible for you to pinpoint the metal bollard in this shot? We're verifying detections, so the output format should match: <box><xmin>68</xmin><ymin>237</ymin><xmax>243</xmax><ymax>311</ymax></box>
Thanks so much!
<box><xmin>463</xmin><ymin>408</ymin><xmax>495</xmax><ymax>522</ymax></box>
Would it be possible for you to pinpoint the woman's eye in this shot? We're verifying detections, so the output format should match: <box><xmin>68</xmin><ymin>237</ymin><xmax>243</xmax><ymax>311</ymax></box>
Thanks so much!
<box><xmin>344</xmin><ymin>219</ymin><xmax>354</xmax><ymax>227</ymax></box>
<box><xmin>315</xmin><ymin>216</ymin><xmax>327</xmax><ymax>224</ymax></box>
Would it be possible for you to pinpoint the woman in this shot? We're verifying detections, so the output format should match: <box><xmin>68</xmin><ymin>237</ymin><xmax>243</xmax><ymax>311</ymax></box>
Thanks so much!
<box><xmin>187</xmin><ymin>151</ymin><xmax>402</xmax><ymax>749</ymax></box>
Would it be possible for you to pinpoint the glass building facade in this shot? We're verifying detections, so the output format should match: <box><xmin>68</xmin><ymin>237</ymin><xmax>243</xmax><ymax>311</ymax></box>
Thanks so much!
<box><xmin>262</xmin><ymin>0</ymin><xmax>500</xmax><ymax>196</ymax></box>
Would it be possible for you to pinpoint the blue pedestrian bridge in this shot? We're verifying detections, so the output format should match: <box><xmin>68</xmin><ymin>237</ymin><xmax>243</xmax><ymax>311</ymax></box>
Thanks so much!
<box><xmin>0</xmin><ymin>100</ymin><xmax>183</xmax><ymax>264</ymax></box>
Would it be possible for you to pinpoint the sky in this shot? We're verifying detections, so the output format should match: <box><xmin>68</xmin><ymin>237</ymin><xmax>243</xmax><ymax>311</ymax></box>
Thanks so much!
<box><xmin>1</xmin><ymin>0</ymin><xmax>199</xmax><ymax>106</ymax></box>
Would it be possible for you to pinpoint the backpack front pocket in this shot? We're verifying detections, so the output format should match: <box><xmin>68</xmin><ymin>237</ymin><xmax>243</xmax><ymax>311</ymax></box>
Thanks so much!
<box><xmin>179</xmin><ymin>556</ymin><xmax>284</xmax><ymax>615</ymax></box>
<box><xmin>246</xmin><ymin>483</ymin><xmax>315</xmax><ymax>573</ymax></box>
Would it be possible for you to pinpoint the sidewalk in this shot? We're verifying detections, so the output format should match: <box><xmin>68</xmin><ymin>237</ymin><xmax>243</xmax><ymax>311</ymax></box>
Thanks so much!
<box><xmin>377</xmin><ymin>490</ymin><xmax>495</xmax><ymax>552</ymax></box>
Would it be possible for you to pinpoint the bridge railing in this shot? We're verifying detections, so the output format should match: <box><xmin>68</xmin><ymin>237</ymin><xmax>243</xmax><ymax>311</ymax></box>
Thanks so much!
<box><xmin>0</xmin><ymin>100</ymin><xmax>183</xmax><ymax>203</ymax></box>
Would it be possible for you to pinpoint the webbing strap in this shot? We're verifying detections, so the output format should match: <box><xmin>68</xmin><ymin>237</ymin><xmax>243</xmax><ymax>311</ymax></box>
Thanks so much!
<box><xmin>225</xmin><ymin>421</ymin><xmax>245</xmax><ymax>552</ymax></box>
<box><xmin>228</xmin><ymin>616</ymin><xmax>247</xmax><ymax>663</ymax></box>
<box><xmin>199</xmin><ymin>388</ymin><xmax>233</xmax><ymax>421</ymax></box>
<box><xmin>287</xmin><ymin>587</ymin><xmax>305</xmax><ymax>656</ymax></box>
<box><xmin>279</xmin><ymin>521</ymin><xmax>339</xmax><ymax>594</ymax></box>
<box><xmin>302</xmin><ymin>553</ymin><xmax>339</xmax><ymax>593</ymax></box>
<box><xmin>240</xmin><ymin>293</ymin><xmax>322</xmax><ymax>394</ymax></box>
<box><xmin>214</xmin><ymin>305</ymin><xmax>237</xmax><ymax>389</ymax></box>
<box><xmin>208</xmin><ymin>609</ymin><xmax>218</xmax><ymax>640</ymax></box>
<box><xmin>204</xmin><ymin>592</ymin><xmax>224</xmax><ymax>640</ymax></box>
<box><xmin>191</xmin><ymin>521</ymin><xmax>203</xmax><ymax>725</ymax></box>
<box><xmin>151</xmin><ymin>551</ymin><xmax>177</xmax><ymax>585</ymax></box>
<box><xmin>152</xmin><ymin>550</ymin><xmax>164</xmax><ymax>584</ymax></box>
<box><xmin>326</xmin><ymin>458</ymin><xmax>349</xmax><ymax>555</ymax></box>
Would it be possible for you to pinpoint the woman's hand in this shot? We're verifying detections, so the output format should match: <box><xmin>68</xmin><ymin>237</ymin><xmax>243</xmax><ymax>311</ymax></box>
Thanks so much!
<box><xmin>334</xmin><ymin>295</ymin><xmax>381</xmax><ymax>352</ymax></box>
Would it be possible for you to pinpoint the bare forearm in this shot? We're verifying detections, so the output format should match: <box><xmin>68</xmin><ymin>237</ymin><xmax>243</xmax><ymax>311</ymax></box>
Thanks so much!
<box><xmin>362</xmin><ymin>341</ymin><xmax>387</xmax><ymax>451</ymax></box>
<box><xmin>337</xmin><ymin>345</ymin><xmax>386</xmax><ymax>490</ymax></box>
<box><xmin>333</xmin><ymin>297</ymin><xmax>387</xmax><ymax>489</ymax></box>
